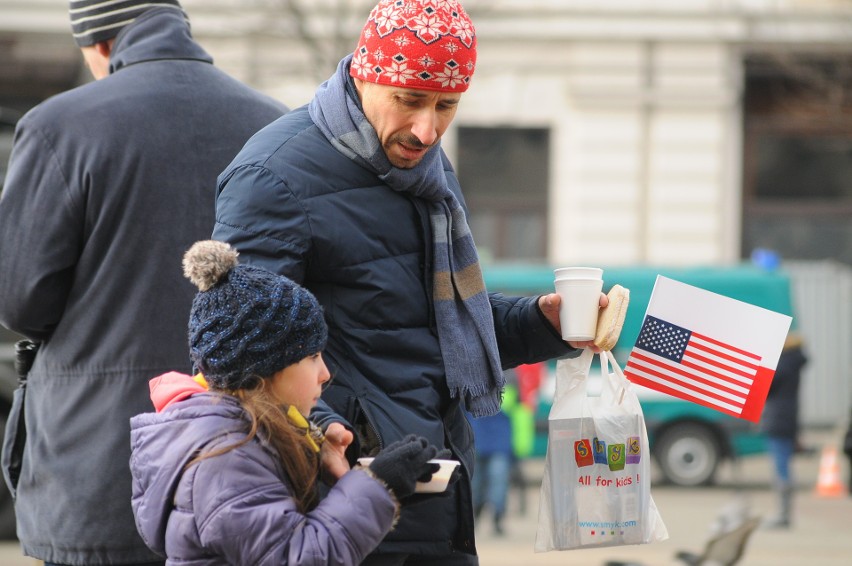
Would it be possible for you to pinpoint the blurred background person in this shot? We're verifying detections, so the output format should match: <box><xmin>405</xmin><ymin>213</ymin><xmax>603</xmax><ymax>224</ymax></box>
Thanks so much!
<box><xmin>759</xmin><ymin>332</ymin><xmax>808</xmax><ymax>529</ymax></box>
<box><xmin>468</xmin><ymin>369</ymin><xmax>518</xmax><ymax>537</ymax></box>
<box><xmin>468</xmin><ymin>365</ymin><xmax>542</xmax><ymax>536</ymax></box>
<box><xmin>506</xmin><ymin>362</ymin><xmax>542</xmax><ymax>516</ymax></box>
<box><xmin>843</xmin><ymin>406</ymin><xmax>852</xmax><ymax>496</ymax></box>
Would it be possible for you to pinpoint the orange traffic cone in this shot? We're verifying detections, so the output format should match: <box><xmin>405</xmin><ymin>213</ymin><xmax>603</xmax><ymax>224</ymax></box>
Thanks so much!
<box><xmin>814</xmin><ymin>446</ymin><xmax>844</xmax><ymax>498</ymax></box>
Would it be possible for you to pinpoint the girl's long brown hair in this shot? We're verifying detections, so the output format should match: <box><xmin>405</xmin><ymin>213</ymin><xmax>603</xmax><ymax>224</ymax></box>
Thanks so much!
<box><xmin>190</xmin><ymin>376</ymin><xmax>320</xmax><ymax>513</ymax></box>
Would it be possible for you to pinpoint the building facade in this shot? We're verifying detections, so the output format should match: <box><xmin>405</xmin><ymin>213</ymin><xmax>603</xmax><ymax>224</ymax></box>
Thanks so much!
<box><xmin>2</xmin><ymin>0</ymin><xmax>851</xmax><ymax>426</ymax></box>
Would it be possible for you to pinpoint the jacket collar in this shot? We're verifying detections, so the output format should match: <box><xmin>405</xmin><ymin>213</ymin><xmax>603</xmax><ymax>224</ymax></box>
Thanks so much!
<box><xmin>109</xmin><ymin>7</ymin><xmax>212</xmax><ymax>75</ymax></box>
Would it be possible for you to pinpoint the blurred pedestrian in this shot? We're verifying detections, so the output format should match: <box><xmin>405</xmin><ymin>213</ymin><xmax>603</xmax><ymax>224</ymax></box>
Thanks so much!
<box><xmin>842</xmin><ymin>407</ymin><xmax>852</xmax><ymax>495</ymax></box>
<box><xmin>0</xmin><ymin>2</ymin><xmax>285</xmax><ymax>564</ymax></box>
<box><xmin>469</xmin><ymin>370</ymin><xmax>518</xmax><ymax>537</ymax></box>
<box><xmin>759</xmin><ymin>332</ymin><xmax>807</xmax><ymax>529</ymax></box>
<box><xmin>130</xmin><ymin>241</ymin><xmax>442</xmax><ymax>565</ymax></box>
<box><xmin>505</xmin><ymin>363</ymin><xmax>540</xmax><ymax>516</ymax></box>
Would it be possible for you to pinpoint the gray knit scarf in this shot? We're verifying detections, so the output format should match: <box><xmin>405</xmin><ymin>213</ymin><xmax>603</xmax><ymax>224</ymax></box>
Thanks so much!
<box><xmin>308</xmin><ymin>55</ymin><xmax>504</xmax><ymax>416</ymax></box>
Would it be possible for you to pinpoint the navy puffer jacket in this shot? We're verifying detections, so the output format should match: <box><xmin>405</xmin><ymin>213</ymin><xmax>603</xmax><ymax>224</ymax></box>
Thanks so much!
<box><xmin>213</xmin><ymin>105</ymin><xmax>573</xmax><ymax>557</ymax></box>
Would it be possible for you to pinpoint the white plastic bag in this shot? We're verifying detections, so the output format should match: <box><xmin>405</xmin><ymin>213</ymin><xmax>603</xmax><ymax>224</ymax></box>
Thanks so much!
<box><xmin>535</xmin><ymin>349</ymin><xmax>668</xmax><ymax>551</ymax></box>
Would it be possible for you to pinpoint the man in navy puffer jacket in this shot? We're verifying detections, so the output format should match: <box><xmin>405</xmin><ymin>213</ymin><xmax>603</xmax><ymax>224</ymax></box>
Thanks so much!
<box><xmin>213</xmin><ymin>1</ymin><xmax>603</xmax><ymax>563</ymax></box>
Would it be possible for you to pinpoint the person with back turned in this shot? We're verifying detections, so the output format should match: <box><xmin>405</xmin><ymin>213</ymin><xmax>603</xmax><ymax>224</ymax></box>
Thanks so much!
<box><xmin>0</xmin><ymin>2</ymin><xmax>286</xmax><ymax>564</ymax></box>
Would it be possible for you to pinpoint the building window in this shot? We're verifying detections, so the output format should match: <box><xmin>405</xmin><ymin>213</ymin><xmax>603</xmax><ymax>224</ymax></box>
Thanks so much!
<box><xmin>742</xmin><ymin>54</ymin><xmax>852</xmax><ymax>264</ymax></box>
<box><xmin>456</xmin><ymin>126</ymin><xmax>549</xmax><ymax>262</ymax></box>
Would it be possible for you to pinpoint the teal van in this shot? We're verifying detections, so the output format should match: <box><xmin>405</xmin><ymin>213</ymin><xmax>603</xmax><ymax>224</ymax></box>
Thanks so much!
<box><xmin>484</xmin><ymin>264</ymin><xmax>796</xmax><ymax>487</ymax></box>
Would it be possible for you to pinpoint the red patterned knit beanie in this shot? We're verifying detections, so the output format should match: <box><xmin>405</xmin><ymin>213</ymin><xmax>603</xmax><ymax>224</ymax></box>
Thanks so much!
<box><xmin>350</xmin><ymin>0</ymin><xmax>477</xmax><ymax>93</ymax></box>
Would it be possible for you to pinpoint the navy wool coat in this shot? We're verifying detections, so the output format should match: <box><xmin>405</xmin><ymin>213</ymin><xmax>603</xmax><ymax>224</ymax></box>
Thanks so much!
<box><xmin>0</xmin><ymin>8</ymin><xmax>286</xmax><ymax>564</ymax></box>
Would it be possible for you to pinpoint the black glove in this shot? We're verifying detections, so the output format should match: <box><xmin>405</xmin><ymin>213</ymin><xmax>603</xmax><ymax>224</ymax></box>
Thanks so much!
<box><xmin>369</xmin><ymin>434</ymin><xmax>439</xmax><ymax>499</ymax></box>
<box><xmin>434</xmin><ymin>448</ymin><xmax>451</xmax><ymax>460</ymax></box>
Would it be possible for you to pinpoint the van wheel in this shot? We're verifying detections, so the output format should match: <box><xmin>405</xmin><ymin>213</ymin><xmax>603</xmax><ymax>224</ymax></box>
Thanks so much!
<box><xmin>654</xmin><ymin>423</ymin><xmax>721</xmax><ymax>487</ymax></box>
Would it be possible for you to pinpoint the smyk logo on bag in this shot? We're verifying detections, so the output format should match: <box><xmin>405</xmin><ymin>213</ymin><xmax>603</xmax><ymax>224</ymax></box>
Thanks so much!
<box><xmin>574</xmin><ymin>436</ymin><xmax>641</xmax><ymax>471</ymax></box>
<box><xmin>574</xmin><ymin>436</ymin><xmax>642</xmax><ymax>488</ymax></box>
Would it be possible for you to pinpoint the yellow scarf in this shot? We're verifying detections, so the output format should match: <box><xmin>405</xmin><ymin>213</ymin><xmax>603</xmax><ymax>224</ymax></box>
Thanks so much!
<box><xmin>285</xmin><ymin>405</ymin><xmax>324</xmax><ymax>453</ymax></box>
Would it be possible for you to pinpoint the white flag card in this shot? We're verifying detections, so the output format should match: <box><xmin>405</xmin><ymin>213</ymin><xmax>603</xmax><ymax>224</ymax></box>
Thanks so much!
<box><xmin>624</xmin><ymin>276</ymin><xmax>792</xmax><ymax>422</ymax></box>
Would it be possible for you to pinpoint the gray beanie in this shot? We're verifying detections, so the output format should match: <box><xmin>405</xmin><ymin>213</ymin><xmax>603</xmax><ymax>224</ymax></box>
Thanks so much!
<box><xmin>183</xmin><ymin>241</ymin><xmax>328</xmax><ymax>391</ymax></box>
<box><xmin>69</xmin><ymin>0</ymin><xmax>185</xmax><ymax>47</ymax></box>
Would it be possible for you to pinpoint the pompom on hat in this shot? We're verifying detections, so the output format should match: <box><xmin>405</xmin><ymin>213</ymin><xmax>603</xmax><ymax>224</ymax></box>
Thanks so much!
<box><xmin>183</xmin><ymin>241</ymin><xmax>327</xmax><ymax>391</ymax></box>
<box><xmin>350</xmin><ymin>0</ymin><xmax>477</xmax><ymax>93</ymax></box>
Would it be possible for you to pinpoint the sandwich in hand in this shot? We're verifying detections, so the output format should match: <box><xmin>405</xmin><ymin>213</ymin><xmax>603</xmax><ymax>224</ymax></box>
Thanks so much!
<box><xmin>594</xmin><ymin>284</ymin><xmax>630</xmax><ymax>351</ymax></box>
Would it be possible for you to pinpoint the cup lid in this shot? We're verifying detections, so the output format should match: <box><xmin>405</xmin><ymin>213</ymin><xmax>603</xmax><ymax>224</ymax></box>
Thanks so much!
<box><xmin>554</xmin><ymin>267</ymin><xmax>603</xmax><ymax>279</ymax></box>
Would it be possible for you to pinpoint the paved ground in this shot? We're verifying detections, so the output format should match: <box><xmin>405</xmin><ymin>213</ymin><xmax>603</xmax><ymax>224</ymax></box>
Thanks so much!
<box><xmin>476</xmin><ymin>427</ymin><xmax>852</xmax><ymax>566</ymax></box>
<box><xmin>0</xmin><ymin>428</ymin><xmax>849</xmax><ymax>565</ymax></box>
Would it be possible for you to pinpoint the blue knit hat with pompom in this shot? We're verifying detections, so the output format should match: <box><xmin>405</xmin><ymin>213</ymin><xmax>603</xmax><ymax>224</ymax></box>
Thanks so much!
<box><xmin>183</xmin><ymin>240</ymin><xmax>327</xmax><ymax>390</ymax></box>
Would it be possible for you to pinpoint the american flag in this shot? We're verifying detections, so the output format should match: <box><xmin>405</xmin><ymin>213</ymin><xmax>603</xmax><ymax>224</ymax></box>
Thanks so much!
<box><xmin>624</xmin><ymin>315</ymin><xmax>763</xmax><ymax>417</ymax></box>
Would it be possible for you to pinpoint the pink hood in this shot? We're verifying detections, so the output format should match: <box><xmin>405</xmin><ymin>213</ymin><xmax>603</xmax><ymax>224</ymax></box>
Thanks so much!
<box><xmin>148</xmin><ymin>371</ymin><xmax>208</xmax><ymax>412</ymax></box>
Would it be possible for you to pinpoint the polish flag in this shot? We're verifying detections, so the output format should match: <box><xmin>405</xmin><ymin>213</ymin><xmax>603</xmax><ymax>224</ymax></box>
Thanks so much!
<box><xmin>624</xmin><ymin>276</ymin><xmax>792</xmax><ymax>423</ymax></box>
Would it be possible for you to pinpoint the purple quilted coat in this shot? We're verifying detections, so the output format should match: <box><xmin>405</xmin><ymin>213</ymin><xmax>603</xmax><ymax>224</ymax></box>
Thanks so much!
<box><xmin>130</xmin><ymin>390</ymin><xmax>397</xmax><ymax>565</ymax></box>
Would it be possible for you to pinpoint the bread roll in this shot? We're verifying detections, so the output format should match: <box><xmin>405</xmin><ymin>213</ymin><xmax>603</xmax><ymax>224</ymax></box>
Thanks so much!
<box><xmin>594</xmin><ymin>284</ymin><xmax>630</xmax><ymax>351</ymax></box>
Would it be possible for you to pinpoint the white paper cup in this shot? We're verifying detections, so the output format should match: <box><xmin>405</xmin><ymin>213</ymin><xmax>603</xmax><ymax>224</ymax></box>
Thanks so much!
<box><xmin>554</xmin><ymin>277</ymin><xmax>603</xmax><ymax>341</ymax></box>
<box><xmin>356</xmin><ymin>458</ymin><xmax>460</xmax><ymax>494</ymax></box>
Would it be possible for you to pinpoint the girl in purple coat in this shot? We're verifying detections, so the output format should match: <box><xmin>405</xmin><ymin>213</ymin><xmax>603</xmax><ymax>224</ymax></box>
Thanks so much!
<box><xmin>129</xmin><ymin>241</ymin><xmax>441</xmax><ymax>565</ymax></box>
